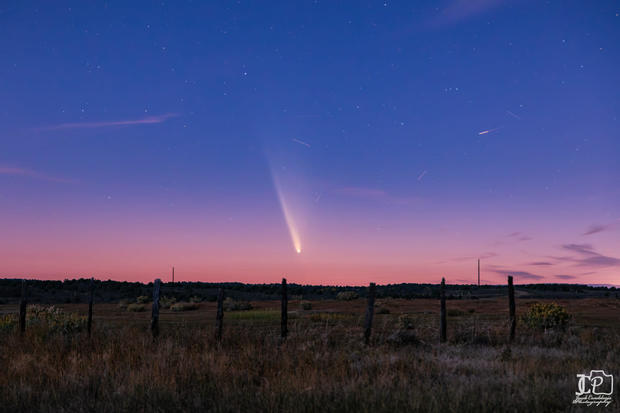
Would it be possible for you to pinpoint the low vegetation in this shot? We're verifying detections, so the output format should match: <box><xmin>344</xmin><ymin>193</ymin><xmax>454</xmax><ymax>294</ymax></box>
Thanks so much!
<box><xmin>136</xmin><ymin>295</ymin><xmax>151</xmax><ymax>304</ymax></box>
<box><xmin>0</xmin><ymin>297</ymin><xmax>617</xmax><ymax>412</ymax></box>
<box><xmin>126</xmin><ymin>303</ymin><xmax>146</xmax><ymax>312</ymax></box>
<box><xmin>223</xmin><ymin>297</ymin><xmax>253</xmax><ymax>311</ymax></box>
<box><xmin>170</xmin><ymin>302</ymin><xmax>199</xmax><ymax>312</ymax></box>
<box><xmin>522</xmin><ymin>302</ymin><xmax>570</xmax><ymax>331</ymax></box>
<box><xmin>0</xmin><ymin>304</ymin><xmax>86</xmax><ymax>335</ymax></box>
<box><xmin>336</xmin><ymin>291</ymin><xmax>359</xmax><ymax>301</ymax></box>
<box><xmin>160</xmin><ymin>296</ymin><xmax>177</xmax><ymax>309</ymax></box>
<box><xmin>226</xmin><ymin>309</ymin><xmax>283</xmax><ymax>321</ymax></box>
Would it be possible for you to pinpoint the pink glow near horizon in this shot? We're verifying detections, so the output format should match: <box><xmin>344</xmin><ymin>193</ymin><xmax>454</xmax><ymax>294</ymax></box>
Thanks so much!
<box><xmin>0</xmin><ymin>200</ymin><xmax>618</xmax><ymax>286</ymax></box>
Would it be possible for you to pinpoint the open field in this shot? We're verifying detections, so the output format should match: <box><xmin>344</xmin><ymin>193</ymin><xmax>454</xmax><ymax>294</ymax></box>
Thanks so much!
<box><xmin>0</xmin><ymin>297</ymin><xmax>618</xmax><ymax>412</ymax></box>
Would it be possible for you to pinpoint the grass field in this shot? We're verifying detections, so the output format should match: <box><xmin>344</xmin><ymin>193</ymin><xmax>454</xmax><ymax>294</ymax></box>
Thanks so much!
<box><xmin>0</xmin><ymin>297</ymin><xmax>618</xmax><ymax>412</ymax></box>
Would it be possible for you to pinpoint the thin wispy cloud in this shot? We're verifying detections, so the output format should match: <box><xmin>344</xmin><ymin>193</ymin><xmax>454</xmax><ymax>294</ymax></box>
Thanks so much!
<box><xmin>507</xmin><ymin>232</ymin><xmax>532</xmax><ymax>241</ymax></box>
<box><xmin>583</xmin><ymin>220</ymin><xmax>620</xmax><ymax>236</ymax></box>
<box><xmin>0</xmin><ymin>165</ymin><xmax>74</xmax><ymax>183</ymax></box>
<box><xmin>448</xmin><ymin>252</ymin><xmax>498</xmax><ymax>262</ymax></box>
<box><xmin>577</xmin><ymin>255</ymin><xmax>620</xmax><ymax>268</ymax></box>
<box><xmin>429</xmin><ymin>0</ymin><xmax>509</xmax><ymax>27</ymax></box>
<box><xmin>495</xmin><ymin>231</ymin><xmax>532</xmax><ymax>246</ymax></box>
<box><xmin>490</xmin><ymin>269</ymin><xmax>544</xmax><ymax>280</ymax></box>
<box><xmin>528</xmin><ymin>261</ymin><xmax>553</xmax><ymax>266</ymax></box>
<box><xmin>35</xmin><ymin>113</ymin><xmax>178</xmax><ymax>131</ymax></box>
<box><xmin>486</xmin><ymin>263</ymin><xmax>545</xmax><ymax>280</ymax></box>
<box><xmin>563</xmin><ymin>243</ymin><xmax>596</xmax><ymax>255</ymax></box>
<box><xmin>334</xmin><ymin>186</ymin><xmax>419</xmax><ymax>205</ymax></box>
<box><xmin>555</xmin><ymin>274</ymin><xmax>576</xmax><ymax>280</ymax></box>
<box><xmin>549</xmin><ymin>244</ymin><xmax>620</xmax><ymax>268</ymax></box>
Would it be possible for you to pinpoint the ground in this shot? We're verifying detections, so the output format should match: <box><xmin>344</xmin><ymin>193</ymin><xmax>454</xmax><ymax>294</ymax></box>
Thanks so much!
<box><xmin>0</xmin><ymin>297</ymin><xmax>618</xmax><ymax>412</ymax></box>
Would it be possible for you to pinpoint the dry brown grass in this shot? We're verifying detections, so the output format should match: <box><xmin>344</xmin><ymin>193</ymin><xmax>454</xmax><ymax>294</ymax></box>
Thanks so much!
<box><xmin>0</xmin><ymin>297</ymin><xmax>618</xmax><ymax>412</ymax></box>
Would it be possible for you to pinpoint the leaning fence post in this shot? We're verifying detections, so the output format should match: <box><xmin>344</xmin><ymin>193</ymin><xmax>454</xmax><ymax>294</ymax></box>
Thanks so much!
<box><xmin>87</xmin><ymin>277</ymin><xmax>94</xmax><ymax>338</ymax></box>
<box><xmin>440</xmin><ymin>277</ymin><xmax>447</xmax><ymax>343</ymax></box>
<box><xmin>19</xmin><ymin>279</ymin><xmax>27</xmax><ymax>335</ymax></box>
<box><xmin>215</xmin><ymin>288</ymin><xmax>224</xmax><ymax>342</ymax></box>
<box><xmin>364</xmin><ymin>282</ymin><xmax>376</xmax><ymax>345</ymax></box>
<box><xmin>508</xmin><ymin>275</ymin><xmax>516</xmax><ymax>342</ymax></box>
<box><xmin>281</xmin><ymin>278</ymin><xmax>288</xmax><ymax>339</ymax></box>
<box><xmin>151</xmin><ymin>279</ymin><xmax>161</xmax><ymax>338</ymax></box>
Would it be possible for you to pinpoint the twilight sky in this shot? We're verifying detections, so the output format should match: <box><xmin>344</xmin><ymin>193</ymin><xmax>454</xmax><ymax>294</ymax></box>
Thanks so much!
<box><xmin>0</xmin><ymin>0</ymin><xmax>618</xmax><ymax>285</ymax></box>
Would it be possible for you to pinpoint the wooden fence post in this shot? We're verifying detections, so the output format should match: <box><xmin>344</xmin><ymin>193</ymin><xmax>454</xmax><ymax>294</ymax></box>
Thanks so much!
<box><xmin>215</xmin><ymin>288</ymin><xmax>224</xmax><ymax>342</ymax></box>
<box><xmin>151</xmin><ymin>279</ymin><xmax>161</xmax><ymax>338</ymax></box>
<box><xmin>508</xmin><ymin>275</ymin><xmax>516</xmax><ymax>342</ymax></box>
<box><xmin>19</xmin><ymin>279</ymin><xmax>27</xmax><ymax>335</ymax></box>
<box><xmin>87</xmin><ymin>277</ymin><xmax>94</xmax><ymax>338</ymax></box>
<box><xmin>364</xmin><ymin>282</ymin><xmax>376</xmax><ymax>345</ymax></box>
<box><xmin>440</xmin><ymin>277</ymin><xmax>447</xmax><ymax>343</ymax></box>
<box><xmin>281</xmin><ymin>278</ymin><xmax>288</xmax><ymax>339</ymax></box>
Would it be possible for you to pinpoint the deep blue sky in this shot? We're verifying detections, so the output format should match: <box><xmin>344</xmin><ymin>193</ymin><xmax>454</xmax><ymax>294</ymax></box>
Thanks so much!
<box><xmin>0</xmin><ymin>1</ymin><xmax>618</xmax><ymax>284</ymax></box>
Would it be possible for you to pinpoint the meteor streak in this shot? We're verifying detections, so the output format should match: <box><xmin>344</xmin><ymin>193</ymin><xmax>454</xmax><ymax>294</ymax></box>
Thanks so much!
<box><xmin>478</xmin><ymin>127</ymin><xmax>501</xmax><ymax>135</ymax></box>
<box><xmin>506</xmin><ymin>110</ymin><xmax>521</xmax><ymax>120</ymax></box>
<box><xmin>291</xmin><ymin>138</ymin><xmax>311</xmax><ymax>148</ymax></box>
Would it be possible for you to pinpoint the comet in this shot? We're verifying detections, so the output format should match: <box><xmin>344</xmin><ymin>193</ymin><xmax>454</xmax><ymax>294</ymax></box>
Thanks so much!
<box><xmin>276</xmin><ymin>187</ymin><xmax>302</xmax><ymax>254</ymax></box>
<box><xmin>269</xmin><ymin>165</ymin><xmax>303</xmax><ymax>254</ymax></box>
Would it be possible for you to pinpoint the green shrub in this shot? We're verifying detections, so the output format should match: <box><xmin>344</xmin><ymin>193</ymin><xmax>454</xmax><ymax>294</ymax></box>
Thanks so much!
<box><xmin>0</xmin><ymin>314</ymin><xmax>19</xmax><ymax>334</ymax></box>
<box><xmin>499</xmin><ymin>346</ymin><xmax>512</xmax><ymax>361</ymax></box>
<box><xmin>189</xmin><ymin>296</ymin><xmax>202</xmax><ymax>303</ymax></box>
<box><xmin>397</xmin><ymin>314</ymin><xmax>415</xmax><ymax>330</ymax></box>
<box><xmin>170</xmin><ymin>302</ymin><xmax>199</xmax><ymax>312</ymax></box>
<box><xmin>0</xmin><ymin>305</ymin><xmax>86</xmax><ymax>335</ymax></box>
<box><xmin>126</xmin><ymin>303</ymin><xmax>146</xmax><ymax>312</ymax></box>
<box><xmin>522</xmin><ymin>302</ymin><xmax>570</xmax><ymax>331</ymax></box>
<box><xmin>447</xmin><ymin>309</ymin><xmax>465</xmax><ymax>317</ymax></box>
<box><xmin>336</xmin><ymin>291</ymin><xmax>359</xmax><ymax>301</ymax></box>
<box><xmin>28</xmin><ymin>305</ymin><xmax>87</xmax><ymax>335</ymax></box>
<box><xmin>223</xmin><ymin>297</ymin><xmax>253</xmax><ymax>311</ymax></box>
<box><xmin>117</xmin><ymin>300</ymin><xmax>129</xmax><ymax>309</ymax></box>
<box><xmin>160</xmin><ymin>296</ymin><xmax>177</xmax><ymax>309</ymax></box>
<box><xmin>136</xmin><ymin>295</ymin><xmax>151</xmax><ymax>304</ymax></box>
<box><xmin>300</xmin><ymin>301</ymin><xmax>312</xmax><ymax>311</ymax></box>
<box><xmin>226</xmin><ymin>310</ymin><xmax>282</xmax><ymax>321</ymax></box>
<box><xmin>309</xmin><ymin>312</ymin><xmax>352</xmax><ymax>323</ymax></box>
<box><xmin>388</xmin><ymin>314</ymin><xmax>417</xmax><ymax>345</ymax></box>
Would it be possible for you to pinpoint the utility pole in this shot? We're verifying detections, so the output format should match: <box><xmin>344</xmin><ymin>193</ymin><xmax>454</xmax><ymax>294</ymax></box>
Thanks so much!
<box><xmin>172</xmin><ymin>266</ymin><xmax>175</xmax><ymax>283</ymax></box>
<box><xmin>477</xmin><ymin>259</ymin><xmax>480</xmax><ymax>287</ymax></box>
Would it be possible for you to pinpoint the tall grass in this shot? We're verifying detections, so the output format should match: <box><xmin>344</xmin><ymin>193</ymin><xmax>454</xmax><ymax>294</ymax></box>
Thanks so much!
<box><xmin>0</xmin><ymin>301</ymin><xmax>618</xmax><ymax>412</ymax></box>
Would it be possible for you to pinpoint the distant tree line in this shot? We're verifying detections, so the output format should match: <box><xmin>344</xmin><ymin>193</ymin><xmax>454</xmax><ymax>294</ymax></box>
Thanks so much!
<box><xmin>0</xmin><ymin>278</ymin><xmax>615</xmax><ymax>304</ymax></box>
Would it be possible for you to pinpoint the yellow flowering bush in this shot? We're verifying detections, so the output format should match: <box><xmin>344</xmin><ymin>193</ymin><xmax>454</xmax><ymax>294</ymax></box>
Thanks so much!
<box><xmin>522</xmin><ymin>302</ymin><xmax>570</xmax><ymax>331</ymax></box>
<box><xmin>0</xmin><ymin>305</ymin><xmax>87</xmax><ymax>335</ymax></box>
